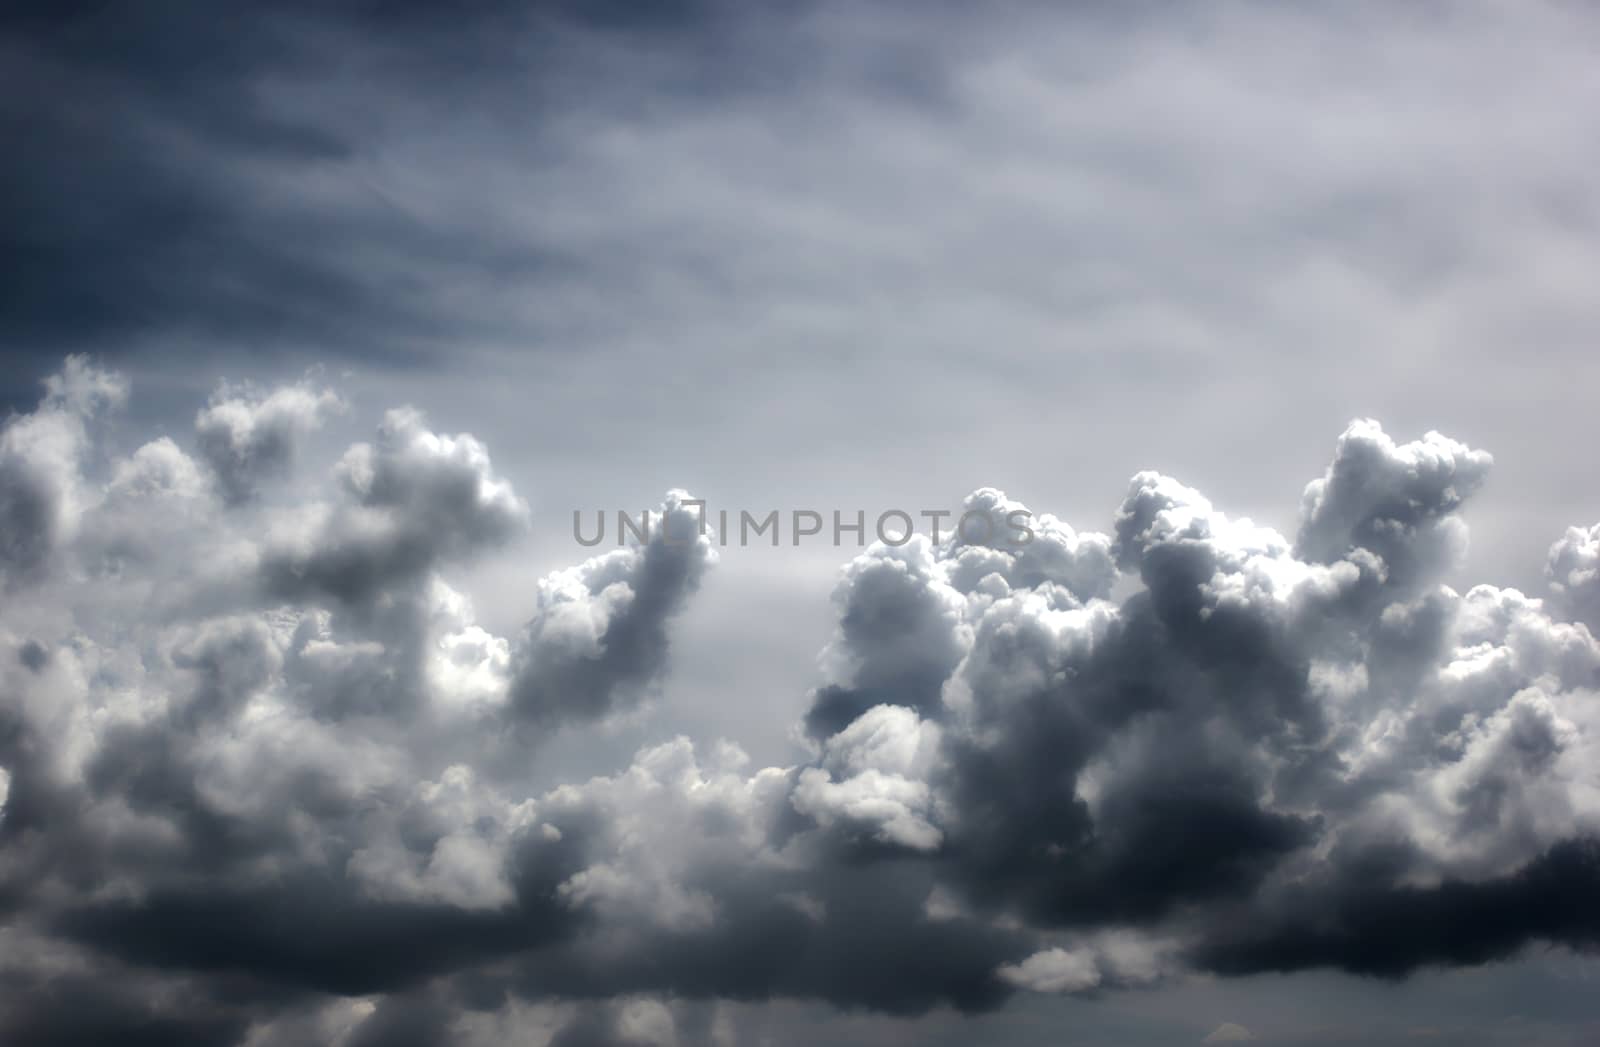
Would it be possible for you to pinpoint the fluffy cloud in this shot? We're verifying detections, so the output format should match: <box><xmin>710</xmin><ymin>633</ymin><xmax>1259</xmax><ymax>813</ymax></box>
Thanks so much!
<box><xmin>791</xmin><ymin>704</ymin><xmax>945</xmax><ymax>851</ymax></box>
<box><xmin>5</xmin><ymin>361</ymin><xmax>1600</xmax><ymax>1044</ymax></box>
<box><xmin>261</xmin><ymin>406</ymin><xmax>528</xmax><ymax>608</ymax></box>
<box><xmin>0</xmin><ymin>355</ymin><xmax>125</xmax><ymax>586</ymax></box>
<box><xmin>997</xmin><ymin>947</ymin><xmax>1101</xmax><ymax>994</ymax></box>
<box><xmin>195</xmin><ymin>381</ymin><xmax>343</xmax><ymax>505</ymax></box>
<box><xmin>1549</xmin><ymin>522</ymin><xmax>1600</xmax><ymax>631</ymax></box>
<box><xmin>1296</xmin><ymin>418</ymin><xmax>1493</xmax><ymax>588</ymax></box>
<box><xmin>508</xmin><ymin>492</ymin><xmax>716</xmax><ymax>728</ymax></box>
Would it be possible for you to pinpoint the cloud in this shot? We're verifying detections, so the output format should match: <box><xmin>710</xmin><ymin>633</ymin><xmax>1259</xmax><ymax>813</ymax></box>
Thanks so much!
<box><xmin>1296</xmin><ymin>419</ymin><xmax>1493</xmax><ymax>590</ymax></box>
<box><xmin>261</xmin><ymin>406</ymin><xmax>528</xmax><ymax>608</ymax></box>
<box><xmin>195</xmin><ymin>381</ymin><xmax>342</xmax><ymax>504</ymax></box>
<box><xmin>0</xmin><ymin>0</ymin><xmax>766</xmax><ymax>393</ymax></box>
<box><xmin>997</xmin><ymin>947</ymin><xmax>1101</xmax><ymax>994</ymax></box>
<box><xmin>6</xmin><ymin>358</ymin><xmax>1600</xmax><ymax>1044</ymax></box>
<box><xmin>1202</xmin><ymin>1023</ymin><xmax>1256</xmax><ymax>1043</ymax></box>
<box><xmin>6</xmin><ymin>0</ymin><xmax>1600</xmax><ymax>1040</ymax></box>
<box><xmin>791</xmin><ymin>703</ymin><xmax>945</xmax><ymax>851</ymax></box>
<box><xmin>0</xmin><ymin>355</ymin><xmax>125</xmax><ymax>586</ymax></box>
<box><xmin>1548</xmin><ymin>522</ymin><xmax>1600</xmax><ymax>631</ymax></box>
<box><xmin>779</xmin><ymin>415</ymin><xmax>1600</xmax><ymax>995</ymax></box>
<box><xmin>508</xmin><ymin>492</ymin><xmax>716</xmax><ymax>729</ymax></box>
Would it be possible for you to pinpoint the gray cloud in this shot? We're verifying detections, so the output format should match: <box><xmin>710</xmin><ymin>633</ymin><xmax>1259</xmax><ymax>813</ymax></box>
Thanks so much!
<box><xmin>261</xmin><ymin>406</ymin><xmax>528</xmax><ymax>608</ymax></box>
<box><xmin>508</xmin><ymin>492</ymin><xmax>716</xmax><ymax>729</ymax></box>
<box><xmin>6</xmin><ymin>2</ymin><xmax>1600</xmax><ymax>1043</ymax></box>
<box><xmin>0</xmin><ymin>0</ymin><xmax>787</xmax><ymax>409</ymax></box>
<box><xmin>0</xmin><ymin>357</ymin><xmax>125</xmax><ymax>587</ymax></box>
<box><xmin>3</xmin><ymin>360</ymin><xmax>1599</xmax><ymax>1045</ymax></box>
<box><xmin>195</xmin><ymin>381</ymin><xmax>342</xmax><ymax>504</ymax></box>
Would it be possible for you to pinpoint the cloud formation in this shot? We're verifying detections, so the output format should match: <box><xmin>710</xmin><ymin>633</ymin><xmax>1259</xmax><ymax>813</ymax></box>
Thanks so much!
<box><xmin>508</xmin><ymin>492</ymin><xmax>716</xmax><ymax>728</ymax></box>
<box><xmin>195</xmin><ymin>381</ymin><xmax>343</xmax><ymax>504</ymax></box>
<box><xmin>3</xmin><ymin>361</ymin><xmax>1600</xmax><ymax>1045</ymax></box>
<box><xmin>1549</xmin><ymin>522</ymin><xmax>1600</xmax><ymax>633</ymax></box>
<box><xmin>0</xmin><ymin>356</ymin><xmax>125</xmax><ymax>586</ymax></box>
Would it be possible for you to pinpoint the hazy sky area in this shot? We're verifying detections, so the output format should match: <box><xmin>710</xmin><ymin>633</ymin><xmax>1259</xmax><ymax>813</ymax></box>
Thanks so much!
<box><xmin>4</xmin><ymin>2</ymin><xmax>1600</xmax><ymax>1045</ymax></box>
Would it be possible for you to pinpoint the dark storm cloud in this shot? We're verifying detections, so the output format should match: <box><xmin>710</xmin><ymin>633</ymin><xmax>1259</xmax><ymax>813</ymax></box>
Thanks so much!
<box><xmin>772</xmin><ymin>423</ymin><xmax>1600</xmax><ymax>1000</ymax></box>
<box><xmin>0</xmin><ymin>2</ymin><xmax>517</xmax><ymax>353</ymax></box>
<box><xmin>0</xmin><ymin>967</ymin><xmax>252</xmax><ymax>1047</ymax></box>
<box><xmin>2</xmin><ymin>3</ymin><xmax>359</xmax><ymax>376</ymax></box>
<box><xmin>800</xmin><ymin>542</ymin><xmax>969</xmax><ymax>740</ymax></box>
<box><xmin>5</xmin><ymin>357</ymin><xmax>1600</xmax><ymax>1045</ymax></box>
<box><xmin>15</xmin><ymin>640</ymin><xmax>47</xmax><ymax>673</ymax></box>
<box><xmin>57</xmin><ymin>878</ymin><xmax>571</xmax><ymax>998</ymax></box>
<box><xmin>344</xmin><ymin>995</ymin><xmax>456</xmax><ymax>1047</ymax></box>
<box><xmin>0</xmin><ymin>0</ymin><xmax>828</xmax><ymax>410</ymax></box>
<box><xmin>0</xmin><ymin>454</ymin><xmax>55</xmax><ymax>585</ymax></box>
<box><xmin>1192</xmin><ymin>836</ymin><xmax>1600</xmax><ymax>977</ymax></box>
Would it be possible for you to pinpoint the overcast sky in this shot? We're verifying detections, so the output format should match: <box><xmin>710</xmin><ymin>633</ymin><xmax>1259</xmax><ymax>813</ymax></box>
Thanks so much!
<box><xmin>4</xmin><ymin>2</ymin><xmax>1600</xmax><ymax>1045</ymax></box>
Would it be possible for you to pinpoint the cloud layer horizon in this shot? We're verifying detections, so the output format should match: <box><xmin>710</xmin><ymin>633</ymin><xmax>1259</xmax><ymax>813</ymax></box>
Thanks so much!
<box><xmin>3</xmin><ymin>357</ymin><xmax>1599</xmax><ymax>1045</ymax></box>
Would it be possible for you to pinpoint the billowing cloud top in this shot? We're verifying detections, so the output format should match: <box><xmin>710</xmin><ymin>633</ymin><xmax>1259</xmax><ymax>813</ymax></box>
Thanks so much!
<box><xmin>2</xmin><ymin>359</ymin><xmax>1600</xmax><ymax>1045</ymax></box>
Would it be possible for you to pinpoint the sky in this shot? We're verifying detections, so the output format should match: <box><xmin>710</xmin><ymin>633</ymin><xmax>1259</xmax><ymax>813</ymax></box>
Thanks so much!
<box><xmin>4</xmin><ymin>2</ymin><xmax>1600</xmax><ymax>1045</ymax></box>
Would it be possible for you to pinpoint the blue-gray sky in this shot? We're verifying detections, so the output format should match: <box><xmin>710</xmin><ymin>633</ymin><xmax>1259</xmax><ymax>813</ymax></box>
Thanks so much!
<box><xmin>4</xmin><ymin>2</ymin><xmax>1600</xmax><ymax>1045</ymax></box>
